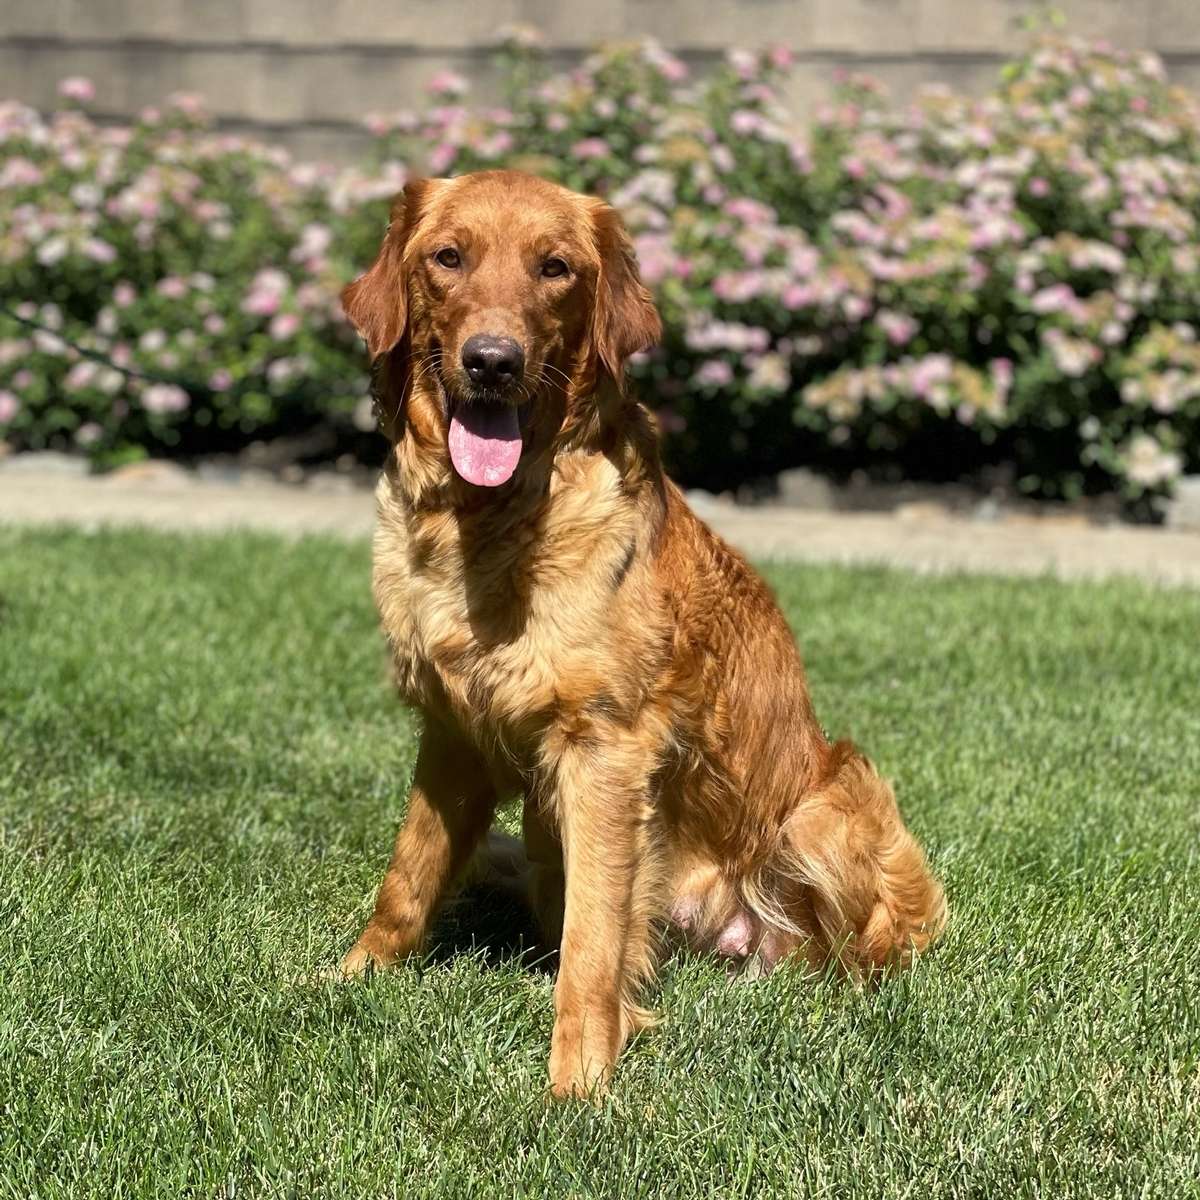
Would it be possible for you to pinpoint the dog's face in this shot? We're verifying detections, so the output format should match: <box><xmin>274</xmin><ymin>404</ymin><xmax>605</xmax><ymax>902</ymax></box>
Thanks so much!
<box><xmin>342</xmin><ymin>170</ymin><xmax>661</xmax><ymax>488</ymax></box>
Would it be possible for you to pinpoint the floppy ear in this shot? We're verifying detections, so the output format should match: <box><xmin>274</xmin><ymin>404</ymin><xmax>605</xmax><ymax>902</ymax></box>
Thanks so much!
<box><xmin>590</xmin><ymin>202</ymin><xmax>662</xmax><ymax>390</ymax></box>
<box><xmin>340</xmin><ymin>179</ymin><xmax>432</xmax><ymax>361</ymax></box>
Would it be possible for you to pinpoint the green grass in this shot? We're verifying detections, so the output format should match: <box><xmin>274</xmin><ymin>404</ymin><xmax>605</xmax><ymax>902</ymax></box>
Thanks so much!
<box><xmin>1</xmin><ymin>526</ymin><xmax>1198</xmax><ymax>1199</ymax></box>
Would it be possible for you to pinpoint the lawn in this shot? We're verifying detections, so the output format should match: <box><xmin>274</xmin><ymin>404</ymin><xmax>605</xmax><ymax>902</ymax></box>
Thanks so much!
<box><xmin>1</xmin><ymin>526</ymin><xmax>1197</xmax><ymax>1199</ymax></box>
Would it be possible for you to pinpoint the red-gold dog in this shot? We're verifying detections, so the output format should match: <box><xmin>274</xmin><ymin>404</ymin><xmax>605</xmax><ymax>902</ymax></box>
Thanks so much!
<box><xmin>339</xmin><ymin>170</ymin><xmax>946</xmax><ymax>1098</ymax></box>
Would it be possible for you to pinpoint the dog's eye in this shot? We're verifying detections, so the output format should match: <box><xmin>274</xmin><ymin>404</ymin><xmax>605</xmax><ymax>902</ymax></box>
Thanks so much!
<box><xmin>435</xmin><ymin>247</ymin><xmax>461</xmax><ymax>269</ymax></box>
<box><xmin>541</xmin><ymin>257</ymin><xmax>569</xmax><ymax>279</ymax></box>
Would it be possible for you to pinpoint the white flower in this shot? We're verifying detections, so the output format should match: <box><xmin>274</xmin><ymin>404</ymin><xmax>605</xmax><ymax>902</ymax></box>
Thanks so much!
<box><xmin>747</xmin><ymin>353</ymin><xmax>789</xmax><ymax>393</ymax></box>
<box><xmin>70</xmin><ymin>182</ymin><xmax>102</xmax><ymax>208</ymax></box>
<box><xmin>1121</xmin><ymin>434</ymin><xmax>1181</xmax><ymax>488</ymax></box>
<box><xmin>36</xmin><ymin>236</ymin><xmax>68</xmax><ymax>265</ymax></box>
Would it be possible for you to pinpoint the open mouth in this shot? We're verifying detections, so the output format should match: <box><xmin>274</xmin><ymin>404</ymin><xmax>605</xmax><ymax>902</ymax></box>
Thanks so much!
<box><xmin>446</xmin><ymin>394</ymin><xmax>526</xmax><ymax>488</ymax></box>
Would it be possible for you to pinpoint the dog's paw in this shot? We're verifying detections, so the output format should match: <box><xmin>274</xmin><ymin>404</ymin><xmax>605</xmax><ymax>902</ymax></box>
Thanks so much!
<box><xmin>336</xmin><ymin>941</ymin><xmax>389</xmax><ymax>980</ymax></box>
<box><xmin>547</xmin><ymin>1041</ymin><xmax>614</xmax><ymax>1103</ymax></box>
<box><xmin>547</xmin><ymin>1065</ymin><xmax>610</xmax><ymax>1104</ymax></box>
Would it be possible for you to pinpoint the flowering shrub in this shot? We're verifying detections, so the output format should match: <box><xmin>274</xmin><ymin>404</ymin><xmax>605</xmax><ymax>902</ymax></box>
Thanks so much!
<box><xmin>2</xmin><ymin>31</ymin><xmax>1198</xmax><ymax>504</ymax></box>
<box><xmin>0</xmin><ymin>86</ymin><xmax>385</xmax><ymax>461</ymax></box>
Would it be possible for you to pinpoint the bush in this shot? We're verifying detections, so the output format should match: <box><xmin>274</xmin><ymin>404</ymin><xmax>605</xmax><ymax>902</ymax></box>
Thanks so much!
<box><xmin>0</xmin><ymin>87</ymin><xmax>387</xmax><ymax>463</ymax></box>
<box><xmin>2</xmin><ymin>33</ymin><xmax>1198</xmax><ymax>505</ymax></box>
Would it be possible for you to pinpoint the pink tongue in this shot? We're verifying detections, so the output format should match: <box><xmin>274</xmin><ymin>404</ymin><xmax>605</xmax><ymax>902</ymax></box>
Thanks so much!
<box><xmin>448</xmin><ymin>402</ymin><xmax>523</xmax><ymax>487</ymax></box>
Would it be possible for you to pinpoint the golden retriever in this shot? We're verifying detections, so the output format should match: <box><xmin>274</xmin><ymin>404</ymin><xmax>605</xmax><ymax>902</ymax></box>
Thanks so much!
<box><xmin>338</xmin><ymin>169</ymin><xmax>946</xmax><ymax>1098</ymax></box>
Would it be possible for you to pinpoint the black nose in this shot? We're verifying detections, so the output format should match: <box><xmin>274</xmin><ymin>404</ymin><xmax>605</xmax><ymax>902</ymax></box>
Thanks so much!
<box><xmin>461</xmin><ymin>334</ymin><xmax>524</xmax><ymax>390</ymax></box>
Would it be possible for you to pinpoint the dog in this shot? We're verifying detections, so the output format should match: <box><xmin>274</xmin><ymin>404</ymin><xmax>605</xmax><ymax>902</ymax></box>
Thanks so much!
<box><xmin>338</xmin><ymin>169</ymin><xmax>946</xmax><ymax>1098</ymax></box>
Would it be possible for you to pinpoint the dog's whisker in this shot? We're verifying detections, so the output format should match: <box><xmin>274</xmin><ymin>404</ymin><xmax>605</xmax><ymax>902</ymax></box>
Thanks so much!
<box><xmin>536</xmin><ymin>361</ymin><xmax>573</xmax><ymax>389</ymax></box>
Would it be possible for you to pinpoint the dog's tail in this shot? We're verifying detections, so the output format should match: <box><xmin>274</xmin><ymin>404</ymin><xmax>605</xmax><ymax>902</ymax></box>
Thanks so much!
<box><xmin>743</xmin><ymin>741</ymin><xmax>946</xmax><ymax>976</ymax></box>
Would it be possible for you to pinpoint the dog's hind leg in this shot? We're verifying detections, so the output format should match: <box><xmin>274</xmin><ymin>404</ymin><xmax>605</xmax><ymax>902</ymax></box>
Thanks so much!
<box><xmin>746</xmin><ymin>742</ymin><xmax>946</xmax><ymax>977</ymax></box>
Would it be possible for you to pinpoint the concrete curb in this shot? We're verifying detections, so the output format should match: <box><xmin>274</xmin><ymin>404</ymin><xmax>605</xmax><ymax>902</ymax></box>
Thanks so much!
<box><xmin>2</xmin><ymin>468</ymin><xmax>1199</xmax><ymax>587</ymax></box>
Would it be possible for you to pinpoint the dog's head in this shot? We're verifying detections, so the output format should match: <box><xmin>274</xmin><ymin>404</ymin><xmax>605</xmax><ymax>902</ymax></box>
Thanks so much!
<box><xmin>342</xmin><ymin>170</ymin><xmax>661</xmax><ymax>489</ymax></box>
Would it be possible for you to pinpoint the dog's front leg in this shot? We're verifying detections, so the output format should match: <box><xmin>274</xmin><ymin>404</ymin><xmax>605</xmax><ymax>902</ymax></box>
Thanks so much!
<box><xmin>546</xmin><ymin>735</ymin><xmax>661</xmax><ymax>1099</ymax></box>
<box><xmin>341</xmin><ymin>717</ymin><xmax>497</xmax><ymax>976</ymax></box>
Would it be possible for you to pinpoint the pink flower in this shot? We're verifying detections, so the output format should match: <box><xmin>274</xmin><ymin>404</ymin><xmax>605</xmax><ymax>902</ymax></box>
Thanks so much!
<box><xmin>1031</xmin><ymin>284</ymin><xmax>1081</xmax><ymax>317</ymax></box>
<box><xmin>204</xmin><ymin>314</ymin><xmax>226</xmax><ymax>335</ymax></box>
<box><xmin>713</xmin><ymin>272</ymin><xmax>766</xmax><ymax>302</ymax></box>
<box><xmin>65</xmin><ymin>361</ymin><xmax>98</xmax><ymax>390</ymax></box>
<box><xmin>730</xmin><ymin>110</ymin><xmax>767</xmax><ymax>137</ymax></box>
<box><xmin>842</xmin><ymin>295</ymin><xmax>871</xmax><ymax>323</ymax></box>
<box><xmin>58</xmin><ymin>76</ymin><xmax>96</xmax><ymax>103</ymax></box>
<box><xmin>571</xmin><ymin>138</ymin><xmax>610</xmax><ymax>161</ymax></box>
<box><xmin>141</xmin><ymin>383</ymin><xmax>189</xmax><ymax>414</ymax></box>
<box><xmin>428</xmin><ymin>142</ymin><xmax>457</xmax><ymax>174</ymax></box>
<box><xmin>82</xmin><ymin>238</ymin><xmax>117</xmax><ymax>263</ymax></box>
<box><xmin>781</xmin><ymin>283</ymin><xmax>815</xmax><ymax>310</ymax></box>
<box><xmin>723</xmin><ymin>197</ymin><xmax>775</xmax><ymax>226</ymax></box>
<box><xmin>208</xmin><ymin>369</ymin><xmax>233</xmax><ymax>392</ymax></box>
<box><xmin>546</xmin><ymin>112</ymin><xmax>569</xmax><ymax>133</ymax></box>
<box><xmin>426</xmin><ymin>70</ymin><xmax>468</xmax><ymax>98</ymax></box>
<box><xmin>269</xmin><ymin>312</ymin><xmax>301</xmax><ymax>340</ymax></box>
<box><xmin>877</xmin><ymin>311</ymin><xmax>918</xmax><ymax>346</ymax></box>
<box><xmin>657</xmin><ymin>57</ymin><xmax>689</xmax><ymax>84</ymax></box>
<box><xmin>0</xmin><ymin>390</ymin><xmax>19</xmax><ymax>423</ymax></box>
<box><xmin>167</xmin><ymin>91</ymin><xmax>205</xmax><ymax>117</ymax></box>
<box><xmin>242</xmin><ymin>268</ymin><xmax>289</xmax><ymax>316</ymax></box>
<box><xmin>479</xmin><ymin>129</ymin><xmax>513</xmax><ymax>157</ymax></box>
<box><xmin>696</xmin><ymin>359</ymin><xmax>734</xmax><ymax>388</ymax></box>
<box><xmin>1028</xmin><ymin>177</ymin><xmax>1051</xmax><ymax>198</ymax></box>
<box><xmin>908</xmin><ymin>354</ymin><xmax>953</xmax><ymax>400</ymax></box>
<box><xmin>0</xmin><ymin>158</ymin><xmax>43</xmax><ymax>187</ymax></box>
<box><xmin>113</xmin><ymin>282</ymin><xmax>137</xmax><ymax>308</ymax></box>
<box><xmin>156</xmin><ymin>276</ymin><xmax>189</xmax><ymax>300</ymax></box>
<box><xmin>989</xmin><ymin>358</ymin><xmax>1014</xmax><ymax>402</ymax></box>
<box><xmin>75</xmin><ymin>422</ymin><xmax>103</xmax><ymax>446</ymax></box>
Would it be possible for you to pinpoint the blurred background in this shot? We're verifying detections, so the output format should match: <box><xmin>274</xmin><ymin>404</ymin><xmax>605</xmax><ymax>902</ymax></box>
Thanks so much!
<box><xmin>2</xmin><ymin>1</ymin><xmax>1199</xmax><ymax>528</ymax></box>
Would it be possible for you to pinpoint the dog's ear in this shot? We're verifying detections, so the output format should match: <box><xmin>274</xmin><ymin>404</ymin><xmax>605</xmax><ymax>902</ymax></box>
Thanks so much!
<box><xmin>589</xmin><ymin>202</ymin><xmax>662</xmax><ymax>391</ymax></box>
<box><xmin>341</xmin><ymin>178</ymin><xmax>435</xmax><ymax>361</ymax></box>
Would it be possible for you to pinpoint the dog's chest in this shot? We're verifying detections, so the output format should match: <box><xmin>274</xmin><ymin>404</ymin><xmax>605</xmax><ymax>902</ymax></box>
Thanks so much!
<box><xmin>373</xmin><ymin>471</ymin><xmax>641</xmax><ymax>744</ymax></box>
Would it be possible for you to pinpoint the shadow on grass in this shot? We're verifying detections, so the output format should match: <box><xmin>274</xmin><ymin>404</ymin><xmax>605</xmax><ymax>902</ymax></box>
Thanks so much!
<box><xmin>427</xmin><ymin>882</ymin><xmax>558</xmax><ymax>976</ymax></box>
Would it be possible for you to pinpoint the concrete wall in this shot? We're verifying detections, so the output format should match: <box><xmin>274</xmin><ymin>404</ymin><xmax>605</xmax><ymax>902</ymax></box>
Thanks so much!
<box><xmin>3</xmin><ymin>1</ymin><xmax>1199</xmax><ymax>161</ymax></box>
